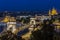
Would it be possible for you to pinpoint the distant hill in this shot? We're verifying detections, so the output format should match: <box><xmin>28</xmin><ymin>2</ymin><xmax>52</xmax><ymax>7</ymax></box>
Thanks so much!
<box><xmin>0</xmin><ymin>11</ymin><xmax>48</xmax><ymax>17</ymax></box>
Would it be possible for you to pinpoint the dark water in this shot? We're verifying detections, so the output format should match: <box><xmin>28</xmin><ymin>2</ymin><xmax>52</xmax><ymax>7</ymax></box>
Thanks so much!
<box><xmin>0</xmin><ymin>26</ymin><xmax>4</xmax><ymax>32</ymax></box>
<box><xmin>0</xmin><ymin>23</ymin><xmax>6</xmax><ymax>33</ymax></box>
<box><xmin>17</xmin><ymin>28</ymin><xmax>29</xmax><ymax>36</ymax></box>
<box><xmin>0</xmin><ymin>25</ymin><xmax>29</xmax><ymax>36</ymax></box>
<box><xmin>0</xmin><ymin>22</ymin><xmax>29</xmax><ymax>36</ymax></box>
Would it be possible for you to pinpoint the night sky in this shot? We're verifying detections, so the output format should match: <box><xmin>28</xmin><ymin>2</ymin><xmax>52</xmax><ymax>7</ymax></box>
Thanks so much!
<box><xmin>0</xmin><ymin>0</ymin><xmax>60</xmax><ymax>11</ymax></box>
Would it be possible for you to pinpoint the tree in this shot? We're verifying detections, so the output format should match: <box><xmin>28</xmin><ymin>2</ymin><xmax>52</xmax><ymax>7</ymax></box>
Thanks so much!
<box><xmin>31</xmin><ymin>20</ymin><xmax>54</xmax><ymax>40</ymax></box>
<box><xmin>25</xmin><ymin>17</ymin><xmax>30</xmax><ymax>24</ymax></box>
<box><xmin>0</xmin><ymin>31</ymin><xmax>24</xmax><ymax>40</ymax></box>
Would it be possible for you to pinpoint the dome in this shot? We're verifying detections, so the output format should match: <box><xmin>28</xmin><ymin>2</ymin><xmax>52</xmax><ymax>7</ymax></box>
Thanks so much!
<box><xmin>51</xmin><ymin>8</ymin><xmax>57</xmax><ymax>15</ymax></box>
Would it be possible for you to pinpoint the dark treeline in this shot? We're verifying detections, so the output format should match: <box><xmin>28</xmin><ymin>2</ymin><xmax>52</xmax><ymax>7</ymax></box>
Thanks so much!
<box><xmin>31</xmin><ymin>19</ymin><xmax>55</xmax><ymax>40</ymax></box>
<box><xmin>0</xmin><ymin>31</ymin><xmax>25</xmax><ymax>40</ymax></box>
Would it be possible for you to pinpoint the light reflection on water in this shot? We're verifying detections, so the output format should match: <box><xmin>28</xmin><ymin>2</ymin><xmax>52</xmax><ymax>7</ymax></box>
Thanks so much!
<box><xmin>0</xmin><ymin>22</ymin><xmax>29</xmax><ymax>36</ymax></box>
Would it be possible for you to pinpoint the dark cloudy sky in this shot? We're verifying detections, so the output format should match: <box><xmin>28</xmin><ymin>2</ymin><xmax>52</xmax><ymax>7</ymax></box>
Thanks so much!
<box><xmin>0</xmin><ymin>0</ymin><xmax>59</xmax><ymax>11</ymax></box>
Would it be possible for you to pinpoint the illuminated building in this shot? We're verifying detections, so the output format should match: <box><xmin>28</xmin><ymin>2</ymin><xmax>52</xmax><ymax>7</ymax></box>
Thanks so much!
<box><xmin>30</xmin><ymin>18</ymin><xmax>36</xmax><ymax>25</ymax></box>
<box><xmin>3</xmin><ymin>16</ymin><xmax>21</xmax><ymax>34</ymax></box>
<box><xmin>53</xmin><ymin>20</ymin><xmax>60</xmax><ymax>33</ymax></box>
<box><xmin>6</xmin><ymin>16</ymin><xmax>17</xmax><ymax>34</ymax></box>
<box><xmin>1</xmin><ymin>16</ymin><xmax>10</xmax><ymax>23</ymax></box>
<box><xmin>49</xmin><ymin>8</ymin><xmax>58</xmax><ymax>16</ymax></box>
